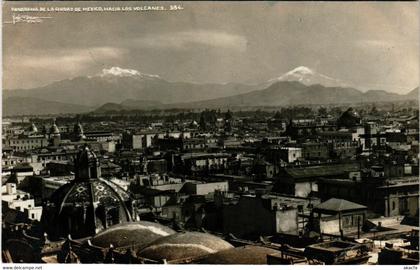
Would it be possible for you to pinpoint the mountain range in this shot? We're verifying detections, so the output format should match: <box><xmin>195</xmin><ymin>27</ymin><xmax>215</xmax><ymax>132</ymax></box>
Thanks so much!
<box><xmin>3</xmin><ymin>66</ymin><xmax>418</xmax><ymax>116</ymax></box>
<box><xmin>4</xmin><ymin>67</ymin><xmax>256</xmax><ymax>107</ymax></box>
<box><xmin>3</xmin><ymin>97</ymin><xmax>91</xmax><ymax>116</ymax></box>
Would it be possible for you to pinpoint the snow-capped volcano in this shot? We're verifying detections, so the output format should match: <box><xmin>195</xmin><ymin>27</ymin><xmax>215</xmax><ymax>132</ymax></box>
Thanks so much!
<box><xmin>99</xmin><ymin>66</ymin><xmax>161</xmax><ymax>79</ymax></box>
<box><xmin>268</xmin><ymin>66</ymin><xmax>348</xmax><ymax>88</ymax></box>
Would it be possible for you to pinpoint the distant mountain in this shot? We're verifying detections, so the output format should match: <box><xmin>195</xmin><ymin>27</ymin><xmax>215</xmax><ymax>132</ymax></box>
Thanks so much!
<box><xmin>120</xmin><ymin>99</ymin><xmax>163</xmax><ymax>108</ymax></box>
<box><xmin>94</xmin><ymin>99</ymin><xmax>163</xmax><ymax>113</ymax></box>
<box><xmin>94</xmin><ymin>103</ymin><xmax>128</xmax><ymax>113</ymax></box>
<box><xmin>170</xmin><ymin>81</ymin><xmax>419</xmax><ymax>109</ymax></box>
<box><xmin>362</xmin><ymin>89</ymin><xmax>402</xmax><ymax>102</ymax></box>
<box><xmin>405</xmin><ymin>87</ymin><xmax>419</xmax><ymax>99</ymax></box>
<box><xmin>267</xmin><ymin>66</ymin><xmax>348</xmax><ymax>88</ymax></box>
<box><xmin>4</xmin><ymin>66</ymin><xmax>417</xmax><ymax>114</ymax></box>
<box><xmin>3</xmin><ymin>97</ymin><xmax>91</xmax><ymax>116</ymax></box>
<box><xmin>4</xmin><ymin>67</ymin><xmax>256</xmax><ymax>107</ymax></box>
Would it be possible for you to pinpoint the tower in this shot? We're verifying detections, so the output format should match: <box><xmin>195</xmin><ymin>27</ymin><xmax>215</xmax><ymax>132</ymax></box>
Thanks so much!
<box><xmin>49</xmin><ymin>120</ymin><xmax>61</xmax><ymax>146</ymax></box>
<box><xmin>75</xmin><ymin>146</ymin><xmax>101</xmax><ymax>179</ymax></box>
<box><xmin>73</xmin><ymin>121</ymin><xmax>86</xmax><ymax>141</ymax></box>
<box><xmin>26</xmin><ymin>122</ymin><xmax>38</xmax><ymax>135</ymax></box>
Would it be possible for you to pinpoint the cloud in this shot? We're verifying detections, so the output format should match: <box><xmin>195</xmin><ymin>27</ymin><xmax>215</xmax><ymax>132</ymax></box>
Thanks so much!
<box><xmin>135</xmin><ymin>30</ymin><xmax>248</xmax><ymax>52</ymax></box>
<box><xmin>355</xmin><ymin>39</ymin><xmax>396</xmax><ymax>50</ymax></box>
<box><xmin>9</xmin><ymin>47</ymin><xmax>126</xmax><ymax>71</ymax></box>
<box><xmin>4</xmin><ymin>46</ymin><xmax>128</xmax><ymax>88</ymax></box>
<box><xmin>354</xmin><ymin>39</ymin><xmax>416</xmax><ymax>52</ymax></box>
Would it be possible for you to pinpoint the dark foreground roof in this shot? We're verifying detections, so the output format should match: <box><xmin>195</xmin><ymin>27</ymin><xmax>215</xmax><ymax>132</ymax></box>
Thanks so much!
<box><xmin>90</xmin><ymin>221</ymin><xmax>175</xmax><ymax>249</ymax></box>
<box><xmin>137</xmin><ymin>231</ymin><xmax>233</xmax><ymax>262</ymax></box>
<box><xmin>314</xmin><ymin>198</ymin><xmax>366</xmax><ymax>213</ymax></box>
<box><xmin>192</xmin><ymin>245</ymin><xmax>282</xmax><ymax>264</ymax></box>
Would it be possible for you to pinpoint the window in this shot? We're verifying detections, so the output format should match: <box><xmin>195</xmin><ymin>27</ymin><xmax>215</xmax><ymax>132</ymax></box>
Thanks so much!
<box><xmin>31</xmin><ymin>213</ymin><xmax>35</xmax><ymax>219</ymax></box>
<box><xmin>392</xmin><ymin>201</ymin><xmax>396</xmax><ymax>211</ymax></box>
<box><xmin>106</xmin><ymin>207</ymin><xmax>120</xmax><ymax>227</ymax></box>
<box><xmin>342</xmin><ymin>215</ymin><xmax>353</xmax><ymax>228</ymax></box>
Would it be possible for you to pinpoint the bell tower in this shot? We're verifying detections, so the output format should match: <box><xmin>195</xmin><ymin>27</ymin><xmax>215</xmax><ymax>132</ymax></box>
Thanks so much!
<box><xmin>49</xmin><ymin>119</ymin><xmax>61</xmax><ymax>146</ymax></box>
<box><xmin>75</xmin><ymin>146</ymin><xmax>101</xmax><ymax>180</ymax></box>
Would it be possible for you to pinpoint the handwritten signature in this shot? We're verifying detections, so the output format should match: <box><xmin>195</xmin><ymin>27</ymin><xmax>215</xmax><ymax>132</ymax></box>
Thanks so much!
<box><xmin>4</xmin><ymin>14</ymin><xmax>53</xmax><ymax>24</ymax></box>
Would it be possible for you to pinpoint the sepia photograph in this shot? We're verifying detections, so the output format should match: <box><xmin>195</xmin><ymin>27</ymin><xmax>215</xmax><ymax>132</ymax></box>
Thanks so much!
<box><xmin>1</xmin><ymin>1</ymin><xmax>419</xmax><ymax>266</ymax></box>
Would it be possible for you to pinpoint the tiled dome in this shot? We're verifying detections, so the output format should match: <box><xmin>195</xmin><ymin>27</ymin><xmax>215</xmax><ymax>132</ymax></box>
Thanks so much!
<box><xmin>41</xmin><ymin>147</ymin><xmax>133</xmax><ymax>241</ymax></box>
<box><xmin>90</xmin><ymin>221</ymin><xmax>175</xmax><ymax>249</ymax></box>
<box><xmin>137</xmin><ymin>231</ymin><xmax>233</xmax><ymax>262</ymax></box>
<box><xmin>192</xmin><ymin>245</ymin><xmax>282</xmax><ymax>264</ymax></box>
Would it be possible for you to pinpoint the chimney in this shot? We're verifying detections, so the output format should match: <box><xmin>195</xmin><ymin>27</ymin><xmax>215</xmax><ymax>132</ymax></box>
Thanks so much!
<box><xmin>6</xmin><ymin>183</ymin><xmax>16</xmax><ymax>195</ymax></box>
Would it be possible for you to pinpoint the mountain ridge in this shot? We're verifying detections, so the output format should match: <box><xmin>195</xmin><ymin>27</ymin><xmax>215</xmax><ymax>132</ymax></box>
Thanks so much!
<box><xmin>3</xmin><ymin>97</ymin><xmax>92</xmax><ymax>116</ymax></box>
<box><xmin>4</xmin><ymin>66</ymin><xmax>418</xmax><ymax>115</ymax></box>
<box><xmin>165</xmin><ymin>81</ymin><xmax>418</xmax><ymax>109</ymax></box>
<box><xmin>4</xmin><ymin>66</ymin><xmax>257</xmax><ymax>107</ymax></box>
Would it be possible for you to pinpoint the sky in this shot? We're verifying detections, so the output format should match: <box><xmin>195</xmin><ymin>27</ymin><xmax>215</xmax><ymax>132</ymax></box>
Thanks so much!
<box><xmin>3</xmin><ymin>1</ymin><xmax>419</xmax><ymax>94</ymax></box>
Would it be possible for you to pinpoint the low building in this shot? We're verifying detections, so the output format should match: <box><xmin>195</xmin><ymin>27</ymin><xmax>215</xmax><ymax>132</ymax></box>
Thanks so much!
<box><xmin>175</xmin><ymin>153</ymin><xmax>229</xmax><ymax>175</ymax></box>
<box><xmin>84</xmin><ymin>131</ymin><xmax>118</xmax><ymax>142</ymax></box>
<box><xmin>32</xmin><ymin>149</ymin><xmax>78</xmax><ymax>167</ymax></box>
<box><xmin>375</xmin><ymin>176</ymin><xmax>419</xmax><ymax>217</ymax></box>
<box><xmin>7</xmin><ymin>163</ymin><xmax>34</xmax><ymax>185</ymax></box>
<box><xmin>3</xmin><ymin>135</ymin><xmax>48</xmax><ymax>152</ymax></box>
<box><xmin>181</xmin><ymin>181</ymin><xmax>229</xmax><ymax>196</ymax></box>
<box><xmin>301</xmin><ymin>142</ymin><xmax>329</xmax><ymax>160</ymax></box>
<box><xmin>279</xmin><ymin>147</ymin><xmax>303</xmax><ymax>163</ymax></box>
<box><xmin>311</xmin><ymin>198</ymin><xmax>367</xmax><ymax>236</ymax></box>
<box><xmin>273</xmin><ymin>162</ymin><xmax>360</xmax><ymax>198</ymax></box>
<box><xmin>2</xmin><ymin>183</ymin><xmax>43</xmax><ymax>221</ymax></box>
<box><xmin>222</xmin><ymin>194</ymin><xmax>318</xmax><ymax>238</ymax></box>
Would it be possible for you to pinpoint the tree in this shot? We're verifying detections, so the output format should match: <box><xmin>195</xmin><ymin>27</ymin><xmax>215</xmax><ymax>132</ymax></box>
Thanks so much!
<box><xmin>273</xmin><ymin>111</ymin><xmax>282</xmax><ymax>119</ymax></box>
<box><xmin>225</xmin><ymin>109</ymin><xmax>233</xmax><ymax>120</ymax></box>
<box><xmin>318</xmin><ymin>107</ymin><xmax>327</xmax><ymax>117</ymax></box>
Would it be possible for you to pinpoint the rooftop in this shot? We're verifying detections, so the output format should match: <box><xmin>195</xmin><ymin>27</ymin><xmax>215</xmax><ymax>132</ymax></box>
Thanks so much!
<box><xmin>283</xmin><ymin>163</ymin><xmax>360</xmax><ymax>180</ymax></box>
<box><xmin>314</xmin><ymin>198</ymin><xmax>367</xmax><ymax>213</ymax></box>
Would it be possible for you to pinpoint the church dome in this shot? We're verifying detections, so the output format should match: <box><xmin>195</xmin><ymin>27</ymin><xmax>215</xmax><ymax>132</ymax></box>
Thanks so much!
<box><xmin>191</xmin><ymin>245</ymin><xmax>282</xmax><ymax>264</ymax></box>
<box><xmin>89</xmin><ymin>221</ymin><xmax>175</xmax><ymax>249</ymax></box>
<box><xmin>337</xmin><ymin>108</ymin><xmax>361</xmax><ymax>128</ymax></box>
<box><xmin>41</xmin><ymin>147</ymin><xmax>133</xmax><ymax>241</ymax></box>
<box><xmin>27</xmin><ymin>123</ymin><xmax>38</xmax><ymax>134</ymax></box>
<box><xmin>50</xmin><ymin>121</ymin><xmax>60</xmax><ymax>135</ymax></box>
<box><xmin>137</xmin><ymin>232</ymin><xmax>233</xmax><ymax>262</ymax></box>
<box><xmin>73</xmin><ymin>121</ymin><xmax>86</xmax><ymax>140</ymax></box>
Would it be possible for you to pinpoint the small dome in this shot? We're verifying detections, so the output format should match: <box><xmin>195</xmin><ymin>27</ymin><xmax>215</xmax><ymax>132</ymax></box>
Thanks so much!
<box><xmin>74</xmin><ymin>122</ymin><xmax>83</xmax><ymax>134</ymax></box>
<box><xmin>90</xmin><ymin>221</ymin><xmax>175</xmax><ymax>249</ymax></box>
<box><xmin>137</xmin><ymin>232</ymin><xmax>233</xmax><ymax>262</ymax></box>
<box><xmin>192</xmin><ymin>245</ymin><xmax>282</xmax><ymax>264</ymax></box>
<box><xmin>50</xmin><ymin>121</ymin><xmax>60</xmax><ymax>135</ymax></box>
<box><xmin>337</xmin><ymin>108</ymin><xmax>361</xmax><ymax>128</ymax></box>
<box><xmin>189</xmin><ymin>120</ymin><xmax>198</xmax><ymax>127</ymax></box>
<box><xmin>27</xmin><ymin>123</ymin><xmax>38</xmax><ymax>133</ymax></box>
<box><xmin>73</xmin><ymin>121</ymin><xmax>86</xmax><ymax>140</ymax></box>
